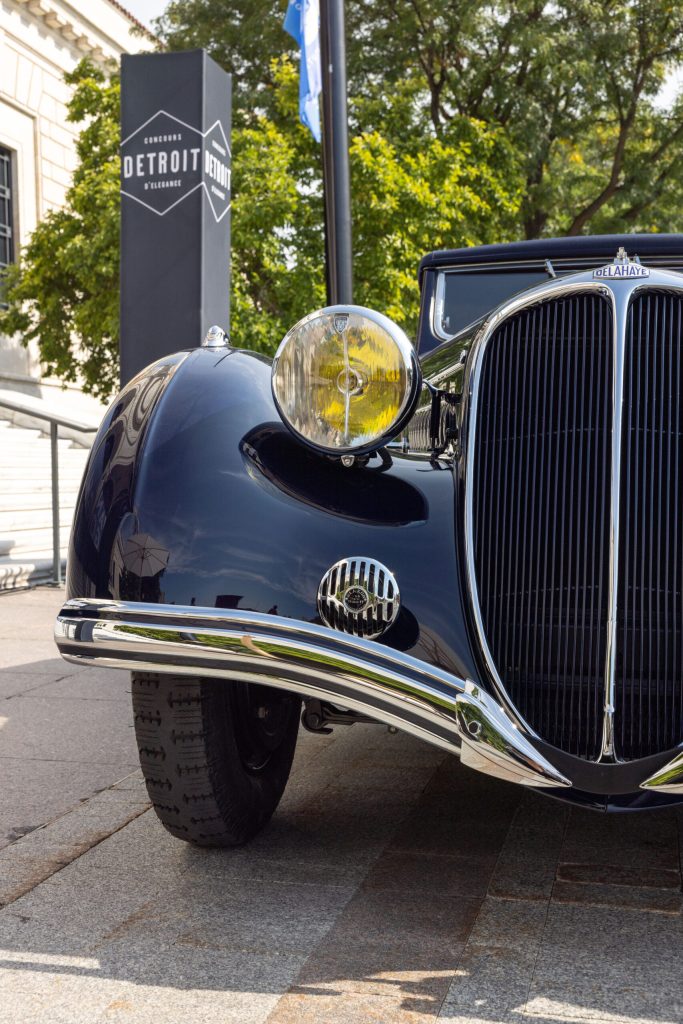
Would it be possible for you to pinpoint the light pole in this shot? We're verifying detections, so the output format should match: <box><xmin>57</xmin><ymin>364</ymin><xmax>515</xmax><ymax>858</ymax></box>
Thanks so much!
<box><xmin>319</xmin><ymin>0</ymin><xmax>353</xmax><ymax>305</ymax></box>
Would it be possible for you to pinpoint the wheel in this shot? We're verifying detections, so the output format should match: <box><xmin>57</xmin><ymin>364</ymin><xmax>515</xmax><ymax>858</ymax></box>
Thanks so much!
<box><xmin>131</xmin><ymin>672</ymin><xmax>300</xmax><ymax>847</ymax></box>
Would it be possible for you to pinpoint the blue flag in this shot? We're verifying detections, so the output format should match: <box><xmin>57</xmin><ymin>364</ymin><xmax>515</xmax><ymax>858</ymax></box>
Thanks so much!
<box><xmin>283</xmin><ymin>0</ymin><xmax>322</xmax><ymax>142</ymax></box>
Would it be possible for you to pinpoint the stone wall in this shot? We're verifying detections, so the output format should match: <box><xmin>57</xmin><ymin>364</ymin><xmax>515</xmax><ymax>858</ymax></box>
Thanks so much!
<box><xmin>0</xmin><ymin>0</ymin><xmax>153</xmax><ymax>400</ymax></box>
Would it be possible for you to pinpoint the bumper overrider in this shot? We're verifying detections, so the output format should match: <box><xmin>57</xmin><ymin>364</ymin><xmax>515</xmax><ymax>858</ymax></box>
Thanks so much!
<box><xmin>55</xmin><ymin>599</ymin><xmax>570</xmax><ymax>790</ymax></box>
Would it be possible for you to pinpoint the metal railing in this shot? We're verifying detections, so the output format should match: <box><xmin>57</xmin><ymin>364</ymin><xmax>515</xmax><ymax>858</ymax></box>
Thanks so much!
<box><xmin>0</xmin><ymin>395</ymin><xmax>98</xmax><ymax>585</ymax></box>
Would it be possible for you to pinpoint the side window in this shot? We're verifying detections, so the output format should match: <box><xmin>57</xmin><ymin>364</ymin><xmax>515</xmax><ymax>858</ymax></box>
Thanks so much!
<box><xmin>435</xmin><ymin>269</ymin><xmax>550</xmax><ymax>340</ymax></box>
<box><xmin>0</xmin><ymin>145</ymin><xmax>15</xmax><ymax>308</ymax></box>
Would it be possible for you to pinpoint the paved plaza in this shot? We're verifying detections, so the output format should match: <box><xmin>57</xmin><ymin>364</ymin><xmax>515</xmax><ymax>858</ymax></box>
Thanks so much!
<box><xmin>0</xmin><ymin>587</ymin><xmax>682</xmax><ymax>1023</ymax></box>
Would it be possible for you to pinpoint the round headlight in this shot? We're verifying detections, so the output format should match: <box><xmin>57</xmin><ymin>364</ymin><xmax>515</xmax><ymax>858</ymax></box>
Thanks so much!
<box><xmin>271</xmin><ymin>305</ymin><xmax>421</xmax><ymax>455</ymax></box>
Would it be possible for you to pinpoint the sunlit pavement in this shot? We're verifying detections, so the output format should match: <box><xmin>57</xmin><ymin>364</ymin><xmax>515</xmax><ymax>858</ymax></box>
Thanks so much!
<box><xmin>0</xmin><ymin>587</ymin><xmax>682</xmax><ymax>1024</ymax></box>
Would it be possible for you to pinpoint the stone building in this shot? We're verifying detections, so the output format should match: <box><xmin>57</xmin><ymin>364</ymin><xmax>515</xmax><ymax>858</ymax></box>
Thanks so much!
<box><xmin>0</xmin><ymin>0</ymin><xmax>153</xmax><ymax>403</ymax></box>
<box><xmin>0</xmin><ymin>0</ymin><xmax>154</xmax><ymax>588</ymax></box>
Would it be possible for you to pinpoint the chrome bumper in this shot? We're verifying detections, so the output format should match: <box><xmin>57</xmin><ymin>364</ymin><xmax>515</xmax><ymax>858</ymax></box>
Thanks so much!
<box><xmin>55</xmin><ymin>599</ymin><xmax>570</xmax><ymax>790</ymax></box>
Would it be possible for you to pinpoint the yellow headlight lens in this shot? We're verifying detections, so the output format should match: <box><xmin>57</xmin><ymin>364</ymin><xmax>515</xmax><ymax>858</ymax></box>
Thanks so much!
<box><xmin>272</xmin><ymin>306</ymin><xmax>419</xmax><ymax>453</ymax></box>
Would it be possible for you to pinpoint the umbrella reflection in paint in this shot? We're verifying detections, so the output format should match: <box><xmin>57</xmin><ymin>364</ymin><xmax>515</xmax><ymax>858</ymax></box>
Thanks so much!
<box><xmin>120</xmin><ymin>534</ymin><xmax>170</xmax><ymax>577</ymax></box>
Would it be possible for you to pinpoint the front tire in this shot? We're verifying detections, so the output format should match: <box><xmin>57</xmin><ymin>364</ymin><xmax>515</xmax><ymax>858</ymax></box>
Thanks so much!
<box><xmin>132</xmin><ymin>672</ymin><xmax>300</xmax><ymax>847</ymax></box>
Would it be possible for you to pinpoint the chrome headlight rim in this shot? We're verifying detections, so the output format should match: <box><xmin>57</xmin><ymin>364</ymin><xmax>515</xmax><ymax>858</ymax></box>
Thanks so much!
<box><xmin>271</xmin><ymin>303</ymin><xmax>422</xmax><ymax>457</ymax></box>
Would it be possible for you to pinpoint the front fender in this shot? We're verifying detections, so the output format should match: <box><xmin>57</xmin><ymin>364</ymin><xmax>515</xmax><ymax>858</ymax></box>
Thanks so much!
<box><xmin>67</xmin><ymin>346</ymin><xmax>479</xmax><ymax>684</ymax></box>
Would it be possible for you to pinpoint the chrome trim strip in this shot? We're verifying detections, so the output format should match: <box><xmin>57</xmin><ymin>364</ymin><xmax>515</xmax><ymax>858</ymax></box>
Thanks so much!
<box><xmin>600</xmin><ymin>285</ymin><xmax>630</xmax><ymax>760</ymax></box>
<box><xmin>462</xmin><ymin>266</ymin><xmax>683</xmax><ymax>760</ymax></box>
<box><xmin>640</xmin><ymin>750</ymin><xmax>683</xmax><ymax>792</ymax></box>
<box><xmin>55</xmin><ymin>599</ymin><xmax>570</xmax><ymax>789</ymax></box>
<box><xmin>432</xmin><ymin>269</ymin><xmax>453</xmax><ymax>342</ymax></box>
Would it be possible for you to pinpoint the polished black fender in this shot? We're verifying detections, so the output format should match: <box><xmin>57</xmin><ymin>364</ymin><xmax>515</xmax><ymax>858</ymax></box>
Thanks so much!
<box><xmin>67</xmin><ymin>346</ymin><xmax>480</xmax><ymax>686</ymax></box>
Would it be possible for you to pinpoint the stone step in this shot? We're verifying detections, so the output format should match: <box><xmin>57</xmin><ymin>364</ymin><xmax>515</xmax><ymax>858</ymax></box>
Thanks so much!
<box><xmin>3</xmin><ymin>476</ymin><xmax>82</xmax><ymax>492</ymax></box>
<box><xmin>0</xmin><ymin>476</ymin><xmax>83</xmax><ymax>489</ymax></box>
<box><xmin>0</xmin><ymin>432</ymin><xmax>86</xmax><ymax>445</ymax></box>
<box><xmin>0</xmin><ymin>449</ymin><xmax>88</xmax><ymax>464</ymax></box>
<box><xmin>0</xmin><ymin>492</ymin><xmax>80</xmax><ymax>510</ymax></box>
<box><xmin>0</xmin><ymin>426</ymin><xmax>87</xmax><ymax>437</ymax></box>
<box><xmin>7</xmin><ymin>530</ymin><xmax>70</xmax><ymax>557</ymax></box>
<box><xmin>0</xmin><ymin>509</ymin><xmax>75</xmax><ymax>531</ymax></box>
<box><xmin>0</xmin><ymin>464</ymin><xmax>86</xmax><ymax>481</ymax></box>
<box><xmin>0</xmin><ymin>425</ymin><xmax>43</xmax><ymax>442</ymax></box>
<box><xmin>0</xmin><ymin>466</ymin><xmax>88</xmax><ymax>477</ymax></box>
<box><xmin>0</xmin><ymin>556</ymin><xmax>65</xmax><ymax>591</ymax></box>
<box><xmin>9</xmin><ymin>547</ymin><xmax>68</xmax><ymax>560</ymax></box>
<box><xmin>0</xmin><ymin>415</ymin><xmax>95</xmax><ymax>590</ymax></box>
<box><xmin>0</xmin><ymin>444</ymin><xmax>88</xmax><ymax>457</ymax></box>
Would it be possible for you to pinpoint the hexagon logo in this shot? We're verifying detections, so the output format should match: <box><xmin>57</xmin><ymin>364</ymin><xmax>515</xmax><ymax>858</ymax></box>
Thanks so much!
<box><xmin>201</xmin><ymin>119</ymin><xmax>231</xmax><ymax>223</ymax></box>
<box><xmin>120</xmin><ymin>110</ymin><xmax>231</xmax><ymax>222</ymax></box>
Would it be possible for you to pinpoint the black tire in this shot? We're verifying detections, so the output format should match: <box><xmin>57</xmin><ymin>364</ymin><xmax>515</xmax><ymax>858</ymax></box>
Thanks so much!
<box><xmin>131</xmin><ymin>672</ymin><xmax>300</xmax><ymax>847</ymax></box>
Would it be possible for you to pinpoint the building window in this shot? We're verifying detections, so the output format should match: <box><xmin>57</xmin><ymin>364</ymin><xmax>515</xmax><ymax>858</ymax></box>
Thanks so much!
<box><xmin>0</xmin><ymin>146</ymin><xmax>14</xmax><ymax>272</ymax></box>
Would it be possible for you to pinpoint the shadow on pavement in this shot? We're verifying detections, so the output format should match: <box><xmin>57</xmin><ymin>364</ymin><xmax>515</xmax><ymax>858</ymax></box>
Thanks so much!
<box><xmin>0</xmin><ymin>724</ymin><xmax>682</xmax><ymax>1022</ymax></box>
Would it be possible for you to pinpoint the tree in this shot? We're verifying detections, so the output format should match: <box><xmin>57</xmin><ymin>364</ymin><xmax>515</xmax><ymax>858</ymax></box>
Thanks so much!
<box><xmin>364</xmin><ymin>0</ymin><xmax>683</xmax><ymax>237</ymax></box>
<box><xmin>159</xmin><ymin>0</ymin><xmax>683</xmax><ymax>238</ymax></box>
<box><xmin>0</xmin><ymin>56</ymin><xmax>517</xmax><ymax>398</ymax></box>
<box><xmin>155</xmin><ymin>0</ymin><xmax>295</xmax><ymax>124</ymax></box>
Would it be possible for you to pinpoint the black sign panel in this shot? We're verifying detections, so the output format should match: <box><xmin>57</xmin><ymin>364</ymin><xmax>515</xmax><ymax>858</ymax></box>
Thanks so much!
<box><xmin>121</xmin><ymin>110</ymin><xmax>230</xmax><ymax>221</ymax></box>
<box><xmin>120</xmin><ymin>50</ymin><xmax>232</xmax><ymax>384</ymax></box>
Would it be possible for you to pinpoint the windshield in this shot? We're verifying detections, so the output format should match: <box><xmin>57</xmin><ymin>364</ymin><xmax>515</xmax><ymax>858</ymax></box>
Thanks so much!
<box><xmin>433</xmin><ymin>257</ymin><xmax>683</xmax><ymax>341</ymax></box>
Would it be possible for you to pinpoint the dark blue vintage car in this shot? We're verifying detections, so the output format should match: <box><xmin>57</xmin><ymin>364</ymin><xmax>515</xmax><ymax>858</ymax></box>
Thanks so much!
<box><xmin>55</xmin><ymin>233</ymin><xmax>683</xmax><ymax>846</ymax></box>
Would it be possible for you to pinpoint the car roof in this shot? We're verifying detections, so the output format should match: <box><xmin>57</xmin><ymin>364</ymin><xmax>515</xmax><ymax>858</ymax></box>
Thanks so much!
<box><xmin>418</xmin><ymin>233</ymin><xmax>683</xmax><ymax>283</ymax></box>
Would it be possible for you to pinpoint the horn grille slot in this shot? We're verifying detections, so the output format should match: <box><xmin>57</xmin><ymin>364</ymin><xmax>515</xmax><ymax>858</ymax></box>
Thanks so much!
<box><xmin>318</xmin><ymin>557</ymin><xmax>400</xmax><ymax>639</ymax></box>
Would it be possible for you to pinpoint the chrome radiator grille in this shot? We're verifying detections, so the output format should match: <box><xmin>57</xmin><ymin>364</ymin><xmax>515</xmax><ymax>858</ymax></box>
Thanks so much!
<box><xmin>616</xmin><ymin>292</ymin><xmax>683</xmax><ymax>759</ymax></box>
<box><xmin>471</xmin><ymin>294</ymin><xmax>614</xmax><ymax>760</ymax></box>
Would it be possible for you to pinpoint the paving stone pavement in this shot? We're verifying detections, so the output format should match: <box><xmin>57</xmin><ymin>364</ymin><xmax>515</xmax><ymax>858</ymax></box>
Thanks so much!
<box><xmin>1</xmin><ymin>586</ymin><xmax>682</xmax><ymax>1023</ymax></box>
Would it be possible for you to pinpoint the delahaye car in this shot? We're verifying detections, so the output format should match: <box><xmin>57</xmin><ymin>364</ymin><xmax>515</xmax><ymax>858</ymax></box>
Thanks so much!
<box><xmin>55</xmin><ymin>233</ymin><xmax>683</xmax><ymax>846</ymax></box>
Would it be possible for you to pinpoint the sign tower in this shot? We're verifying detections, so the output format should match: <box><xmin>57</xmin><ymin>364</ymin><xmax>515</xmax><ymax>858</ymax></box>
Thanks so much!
<box><xmin>120</xmin><ymin>50</ymin><xmax>232</xmax><ymax>384</ymax></box>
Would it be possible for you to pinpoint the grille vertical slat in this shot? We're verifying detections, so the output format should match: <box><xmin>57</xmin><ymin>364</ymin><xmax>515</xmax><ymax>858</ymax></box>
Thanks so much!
<box><xmin>615</xmin><ymin>291</ymin><xmax>683</xmax><ymax>758</ymax></box>
<box><xmin>673</xmin><ymin>298</ymin><xmax>681</xmax><ymax>740</ymax></box>
<box><xmin>472</xmin><ymin>294</ymin><xmax>613</xmax><ymax>759</ymax></box>
<box><xmin>520</xmin><ymin>307</ymin><xmax>536</xmax><ymax>716</ymax></box>
<box><xmin>507</xmin><ymin>315</ymin><xmax>525</xmax><ymax>703</ymax></box>
<box><xmin>573</xmin><ymin>299</ymin><xmax>589</xmax><ymax>737</ymax></box>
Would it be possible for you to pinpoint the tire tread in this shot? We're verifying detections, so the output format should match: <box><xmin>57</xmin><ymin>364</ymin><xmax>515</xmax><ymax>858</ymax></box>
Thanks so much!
<box><xmin>131</xmin><ymin>672</ymin><xmax>298</xmax><ymax>847</ymax></box>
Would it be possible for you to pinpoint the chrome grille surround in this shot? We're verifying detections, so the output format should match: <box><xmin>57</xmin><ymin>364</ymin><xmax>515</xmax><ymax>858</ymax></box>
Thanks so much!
<box><xmin>462</xmin><ymin>266</ymin><xmax>683</xmax><ymax>764</ymax></box>
<box><xmin>318</xmin><ymin>556</ymin><xmax>400</xmax><ymax>640</ymax></box>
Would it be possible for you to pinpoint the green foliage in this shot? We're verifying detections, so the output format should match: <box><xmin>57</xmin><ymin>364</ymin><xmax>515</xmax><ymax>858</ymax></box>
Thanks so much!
<box><xmin>350</xmin><ymin>119</ymin><xmax>519</xmax><ymax>329</ymax></box>
<box><xmin>230</xmin><ymin>58</ymin><xmax>327</xmax><ymax>352</ymax></box>
<box><xmin>154</xmin><ymin>0</ymin><xmax>295</xmax><ymax>125</ymax></box>
<box><xmin>339</xmin><ymin>0</ymin><xmax>683</xmax><ymax>237</ymax></box>
<box><xmin>233</xmin><ymin>58</ymin><xmax>518</xmax><ymax>343</ymax></box>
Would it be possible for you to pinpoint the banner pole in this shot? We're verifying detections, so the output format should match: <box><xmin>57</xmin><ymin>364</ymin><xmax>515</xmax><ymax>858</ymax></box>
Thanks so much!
<box><xmin>319</xmin><ymin>0</ymin><xmax>352</xmax><ymax>305</ymax></box>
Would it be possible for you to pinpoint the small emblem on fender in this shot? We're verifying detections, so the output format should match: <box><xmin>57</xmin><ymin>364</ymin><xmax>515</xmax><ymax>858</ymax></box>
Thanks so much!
<box><xmin>343</xmin><ymin>585</ymin><xmax>370</xmax><ymax>613</ymax></box>
<box><xmin>593</xmin><ymin>247</ymin><xmax>649</xmax><ymax>280</ymax></box>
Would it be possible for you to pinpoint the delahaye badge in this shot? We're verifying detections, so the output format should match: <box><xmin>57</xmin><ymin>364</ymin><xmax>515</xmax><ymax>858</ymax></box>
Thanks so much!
<box><xmin>593</xmin><ymin>247</ymin><xmax>650</xmax><ymax>279</ymax></box>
